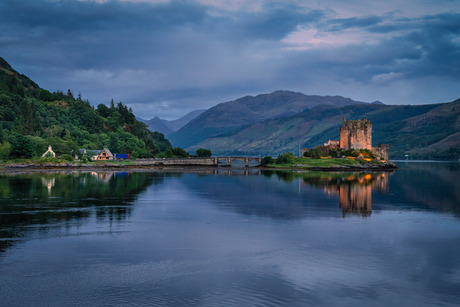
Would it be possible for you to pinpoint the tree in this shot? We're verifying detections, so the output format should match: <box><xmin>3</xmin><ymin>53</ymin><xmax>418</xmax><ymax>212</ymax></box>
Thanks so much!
<box><xmin>328</xmin><ymin>148</ymin><xmax>338</xmax><ymax>158</ymax></box>
<box><xmin>38</xmin><ymin>89</ymin><xmax>53</xmax><ymax>101</ymax></box>
<box><xmin>164</xmin><ymin>148</ymin><xmax>173</xmax><ymax>158</ymax></box>
<box><xmin>66</xmin><ymin>89</ymin><xmax>74</xmax><ymax>100</ymax></box>
<box><xmin>0</xmin><ymin>141</ymin><xmax>11</xmax><ymax>159</ymax></box>
<box><xmin>196</xmin><ymin>148</ymin><xmax>212</xmax><ymax>157</ymax></box>
<box><xmin>276</xmin><ymin>152</ymin><xmax>295</xmax><ymax>164</ymax></box>
<box><xmin>303</xmin><ymin>148</ymin><xmax>321</xmax><ymax>159</ymax></box>
<box><xmin>11</xmin><ymin>134</ymin><xmax>34</xmax><ymax>158</ymax></box>
<box><xmin>261</xmin><ymin>155</ymin><xmax>274</xmax><ymax>166</ymax></box>
<box><xmin>172</xmin><ymin>147</ymin><xmax>189</xmax><ymax>157</ymax></box>
<box><xmin>97</xmin><ymin>104</ymin><xmax>111</xmax><ymax>118</ymax></box>
<box><xmin>109</xmin><ymin>133</ymin><xmax>121</xmax><ymax>153</ymax></box>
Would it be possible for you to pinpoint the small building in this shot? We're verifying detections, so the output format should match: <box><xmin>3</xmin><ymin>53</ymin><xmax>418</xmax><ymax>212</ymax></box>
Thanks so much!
<box><xmin>79</xmin><ymin>148</ymin><xmax>114</xmax><ymax>161</ymax></box>
<box><xmin>97</xmin><ymin>148</ymin><xmax>114</xmax><ymax>160</ymax></box>
<box><xmin>79</xmin><ymin>149</ymin><xmax>101</xmax><ymax>161</ymax></box>
<box><xmin>42</xmin><ymin>145</ymin><xmax>56</xmax><ymax>158</ymax></box>
<box><xmin>324</xmin><ymin>139</ymin><xmax>340</xmax><ymax>147</ymax></box>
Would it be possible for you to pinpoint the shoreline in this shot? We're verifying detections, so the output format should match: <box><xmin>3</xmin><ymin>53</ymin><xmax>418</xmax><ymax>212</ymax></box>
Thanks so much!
<box><xmin>0</xmin><ymin>161</ymin><xmax>397</xmax><ymax>173</ymax></box>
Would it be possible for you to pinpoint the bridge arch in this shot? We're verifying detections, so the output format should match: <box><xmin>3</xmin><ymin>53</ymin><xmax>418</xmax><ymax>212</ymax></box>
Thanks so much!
<box><xmin>215</xmin><ymin>157</ymin><xmax>262</xmax><ymax>167</ymax></box>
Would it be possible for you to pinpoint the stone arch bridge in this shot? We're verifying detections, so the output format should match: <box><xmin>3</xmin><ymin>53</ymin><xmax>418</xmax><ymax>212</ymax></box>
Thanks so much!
<box><xmin>214</xmin><ymin>157</ymin><xmax>263</xmax><ymax>167</ymax></box>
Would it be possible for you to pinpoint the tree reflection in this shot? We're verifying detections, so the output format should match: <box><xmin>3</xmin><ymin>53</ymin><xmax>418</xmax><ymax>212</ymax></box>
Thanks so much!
<box><xmin>0</xmin><ymin>171</ymin><xmax>161</xmax><ymax>252</ymax></box>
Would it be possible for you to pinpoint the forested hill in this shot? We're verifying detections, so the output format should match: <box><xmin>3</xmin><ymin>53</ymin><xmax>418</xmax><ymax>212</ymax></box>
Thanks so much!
<box><xmin>0</xmin><ymin>57</ymin><xmax>171</xmax><ymax>159</ymax></box>
<box><xmin>188</xmin><ymin>99</ymin><xmax>460</xmax><ymax>160</ymax></box>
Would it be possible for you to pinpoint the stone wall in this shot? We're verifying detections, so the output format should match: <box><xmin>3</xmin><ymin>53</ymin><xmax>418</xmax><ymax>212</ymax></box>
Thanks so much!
<box><xmin>374</xmin><ymin>144</ymin><xmax>389</xmax><ymax>161</ymax></box>
<box><xmin>340</xmin><ymin>118</ymin><xmax>372</xmax><ymax>150</ymax></box>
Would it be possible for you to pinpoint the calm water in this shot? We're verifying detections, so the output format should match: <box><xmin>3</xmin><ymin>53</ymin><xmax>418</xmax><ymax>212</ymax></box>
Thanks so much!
<box><xmin>0</xmin><ymin>162</ymin><xmax>459</xmax><ymax>306</ymax></box>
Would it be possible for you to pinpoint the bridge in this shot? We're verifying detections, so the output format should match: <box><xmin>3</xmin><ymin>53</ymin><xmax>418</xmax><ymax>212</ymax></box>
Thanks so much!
<box><xmin>134</xmin><ymin>157</ymin><xmax>263</xmax><ymax>167</ymax></box>
<box><xmin>214</xmin><ymin>157</ymin><xmax>263</xmax><ymax>167</ymax></box>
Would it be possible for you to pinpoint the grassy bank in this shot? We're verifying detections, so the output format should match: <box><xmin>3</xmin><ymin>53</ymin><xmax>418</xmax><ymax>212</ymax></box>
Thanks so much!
<box><xmin>266</xmin><ymin>157</ymin><xmax>393</xmax><ymax>169</ymax></box>
<box><xmin>0</xmin><ymin>157</ymin><xmax>137</xmax><ymax>167</ymax></box>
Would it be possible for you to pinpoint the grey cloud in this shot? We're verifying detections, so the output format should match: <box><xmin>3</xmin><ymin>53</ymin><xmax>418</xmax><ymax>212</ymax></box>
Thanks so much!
<box><xmin>325</xmin><ymin>15</ymin><xmax>384</xmax><ymax>32</ymax></box>
<box><xmin>0</xmin><ymin>0</ymin><xmax>458</xmax><ymax>118</ymax></box>
<box><xmin>234</xmin><ymin>7</ymin><xmax>325</xmax><ymax>40</ymax></box>
<box><xmin>284</xmin><ymin>12</ymin><xmax>460</xmax><ymax>83</ymax></box>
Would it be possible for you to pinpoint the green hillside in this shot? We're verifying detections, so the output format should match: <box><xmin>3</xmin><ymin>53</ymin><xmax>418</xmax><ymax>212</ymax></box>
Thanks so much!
<box><xmin>0</xmin><ymin>57</ymin><xmax>171</xmax><ymax>160</ymax></box>
<box><xmin>189</xmin><ymin>100</ymin><xmax>460</xmax><ymax>160</ymax></box>
<box><xmin>169</xmin><ymin>90</ymin><xmax>367</xmax><ymax>148</ymax></box>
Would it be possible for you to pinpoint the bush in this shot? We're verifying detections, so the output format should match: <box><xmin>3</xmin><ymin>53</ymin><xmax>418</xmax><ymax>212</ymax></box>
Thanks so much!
<box><xmin>328</xmin><ymin>149</ymin><xmax>338</xmax><ymax>158</ymax></box>
<box><xmin>196</xmin><ymin>148</ymin><xmax>212</xmax><ymax>157</ymax></box>
<box><xmin>61</xmin><ymin>154</ymin><xmax>74</xmax><ymax>162</ymax></box>
<box><xmin>276</xmin><ymin>152</ymin><xmax>295</xmax><ymax>164</ymax></box>
<box><xmin>164</xmin><ymin>148</ymin><xmax>173</xmax><ymax>158</ymax></box>
<box><xmin>342</xmin><ymin>148</ymin><xmax>359</xmax><ymax>157</ymax></box>
<box><xmin>172</xmin><ymin>147</ymin><xmax>189</xmax><ymax>158</ymax></box>
<box><xmin>11</xmin><ymin>134</ymin><xmax>35</xmax><ymax>158</ymax></box>
<box><xmin>38</xmin><ymin>89</ymin><xmax>53</xmax><ymax>101</ymax></box>
<box><xmin>303</xmin><ymin>148</ymin><xmax>321</xmax><ymax>159</ymax></box>
<box><xmin>0</xmin><ymin>141</ymin><xmax>12</xmax><ymax>160</ymax></box>
<box><xmin>261</xmin><ymin>155</ymin><xmax>274</xmax><ymax>166</ymax></box>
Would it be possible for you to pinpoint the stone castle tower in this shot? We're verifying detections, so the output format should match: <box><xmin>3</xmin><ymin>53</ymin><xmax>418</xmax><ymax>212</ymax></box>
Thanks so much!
<box><xmin>340</xmin><ymin>118</ymin><xmax>372</xmax><ymax>150</ymax></box>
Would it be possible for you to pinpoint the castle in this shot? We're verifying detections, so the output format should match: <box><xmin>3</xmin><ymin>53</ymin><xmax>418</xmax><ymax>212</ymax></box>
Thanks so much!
<box><xmin>340</xmin><ymin>118</ymin><xmax>372</xmax><ymax>150</ymax></box>
<box><xmin>304</xmin><ymin>118</ymin><xmax>389</xmax><ymax>161</ymax></box>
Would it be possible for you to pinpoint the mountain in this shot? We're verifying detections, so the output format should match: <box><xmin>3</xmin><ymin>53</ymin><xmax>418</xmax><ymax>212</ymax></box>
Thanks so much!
<box><xmin>140</xmin><ymin>109</ymin><xmax>206</xmax><ymax>136</ymax></box>
<box><xmin>0</xmin><ymin>57</ymin><xmax>40</xmax><ymax>98</ymax></box>
<box><xmin>185</xmin><ymin>99</ymin><xmax>460</xmax><ymax>159</ymax></box>
<box><xmin>166</xmin><ymin>109</ymin><xmax>207</xmax><ymax>132</ymax></box>
<box><xmin>0</xmin><ymin>57</ymin><xmax>171</xmax><ymax>159</ymax></box>
<box><xmin>141</xmin><ymin>116</ymin><xmax>173</xmax><ymax>135</ymax></box>
<box><xmin>169</xmin><ymin>90</ymin><xmax>367</xmax><ymax>148</ymax></box>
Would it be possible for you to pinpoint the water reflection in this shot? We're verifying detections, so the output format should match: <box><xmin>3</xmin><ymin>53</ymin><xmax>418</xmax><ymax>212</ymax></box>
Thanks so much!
<box><xmin>1</xmin><ymin>164</ymin><xmax>460</xmax><ymax>307</ymax></box>
<box><xmin>0</xmin><ymin>171</ymin><xmax>161</xmax><ymax>252</ymax></box>
<box><xmin>390</xmin><ymin>162</ymin><xmax>460</xmax><ymax>217</ymax></box>
<box><xmin>273</xmin><ymin>171</ymin><xmax>390</xmax><ymax>217</ymax></box>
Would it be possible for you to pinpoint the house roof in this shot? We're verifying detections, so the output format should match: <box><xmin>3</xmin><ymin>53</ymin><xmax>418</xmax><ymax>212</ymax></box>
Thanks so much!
<box><xmin>79</xmin><ymin>148</ymin><xmax>115</xmax><ymax>157</ymax></box>
<box><xmin>79</xmin><ymin>149</ymin><xmax>101</xmax><ymax>155</ymax></box>
<box><xmin>102</xmin><ymin>148</ymin><xmax>114</xmax><ymax>157</ymax></box>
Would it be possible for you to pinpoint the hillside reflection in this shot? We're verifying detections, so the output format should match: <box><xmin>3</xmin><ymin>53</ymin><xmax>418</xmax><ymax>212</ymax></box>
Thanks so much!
<box><xmin>0</xmin><ymin>171</ymin><xmax>162</xmax><ymax>252</ymax></box>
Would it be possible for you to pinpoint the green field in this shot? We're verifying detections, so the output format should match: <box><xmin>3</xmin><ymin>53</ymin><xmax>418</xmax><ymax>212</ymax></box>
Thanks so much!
<box><xmin>267</xmin><ymin>157</ymin><xmax>384</xmax><ymax>169</ymax></box>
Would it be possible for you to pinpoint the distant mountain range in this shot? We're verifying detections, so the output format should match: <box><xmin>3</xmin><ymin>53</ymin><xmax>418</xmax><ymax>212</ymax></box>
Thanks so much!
<box><xmin>169</xmin><ymin>90</ymin><xmax>368</xmax><ymax>147</ymax></box>
<box><xmin>139</xmin><ymin>109</ymin><xmax>206</xmax><ymax>136</ymax></box>
<box><xmin>3</xmin><ymin>54</ymin><xmax>457</xmax><ymax>160</ymax></box>
<box><xmin>165</xmin><ymin>90</ymin><xmax>459</xmax><ymax>160</ymax></box>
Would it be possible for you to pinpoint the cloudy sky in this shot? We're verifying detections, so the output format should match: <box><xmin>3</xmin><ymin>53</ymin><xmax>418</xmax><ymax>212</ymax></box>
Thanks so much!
<box><xmin>1</xmin><ymin>0</ymin><xmax>459</xmax><ymax>119</ymax></box>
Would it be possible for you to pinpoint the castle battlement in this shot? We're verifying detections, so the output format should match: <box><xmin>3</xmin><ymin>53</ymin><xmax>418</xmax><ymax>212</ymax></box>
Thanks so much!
<box><xmin>340</xmin><ymin>118</ymin><xmax>372</xmax><ymax>150</ymax></box>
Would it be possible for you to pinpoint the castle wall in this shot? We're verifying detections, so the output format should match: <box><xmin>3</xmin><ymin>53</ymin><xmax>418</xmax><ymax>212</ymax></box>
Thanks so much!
<box><xmin>374</xmin><ymin>144</ymin><xmax>389</xmax><ymax>161</ymax></box>
<box><xmin>339</xmin><ymin>118</ymin><xmax>372</xmax><ymax>150</ymax></box>
<box><xmin>302</xmin><ymin>118</ymin><xmax>389</xmax><ymax>160</ymax></box>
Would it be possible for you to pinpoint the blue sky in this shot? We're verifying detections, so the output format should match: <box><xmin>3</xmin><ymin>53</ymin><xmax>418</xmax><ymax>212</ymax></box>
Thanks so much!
<box><xmin>1</xmin><ymin>0</ymin><xmax>459</xmax><ymax>119</ymax></box>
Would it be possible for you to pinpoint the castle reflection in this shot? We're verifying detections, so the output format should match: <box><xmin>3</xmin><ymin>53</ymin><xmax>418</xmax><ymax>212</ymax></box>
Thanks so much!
<box><xmin>302</xmin><ymin>172</ymin><xmax>389</xmax><ymax>217</ymax></box>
